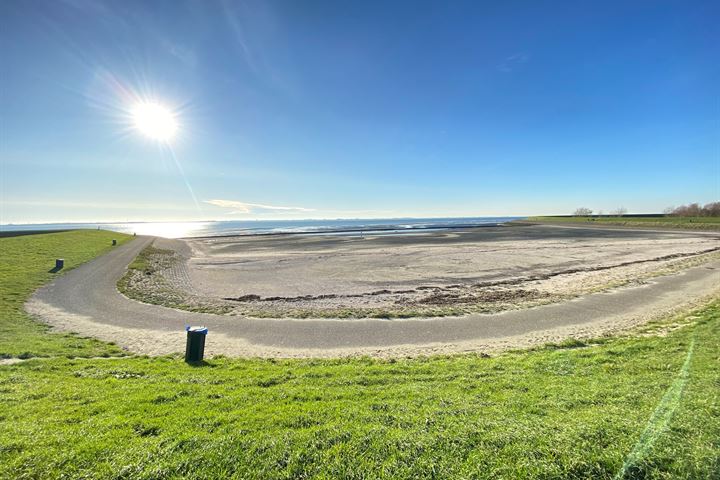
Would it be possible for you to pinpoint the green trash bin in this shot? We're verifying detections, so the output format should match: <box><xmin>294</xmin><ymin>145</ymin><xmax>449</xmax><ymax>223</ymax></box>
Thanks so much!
<box><xmin>185</xmin><ymin>326</ymin><xmax>208</xmax><ymax>362</ymax></box>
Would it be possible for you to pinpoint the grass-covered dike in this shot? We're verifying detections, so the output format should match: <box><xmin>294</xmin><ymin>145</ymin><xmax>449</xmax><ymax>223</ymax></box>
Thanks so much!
<box><xmin>525</xmin><ymin>215</ymin><xmax>720</xmax><ymax>231</ymax></box>
<box><xmin>1</xmin><ymin>230</ymin><xmax>718</xmax><ymax>479</ymax></box>
<box><xmin>0</xmin><ymin>230</ymin><xmax>131</xmax><ymax>359</ymax></box>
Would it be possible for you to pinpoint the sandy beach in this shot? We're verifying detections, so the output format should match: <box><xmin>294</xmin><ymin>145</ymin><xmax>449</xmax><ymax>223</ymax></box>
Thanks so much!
<box><xmin>125</xmin><ymin>224</ymin><xmax>720</xmax><ymax>319</ymax></box>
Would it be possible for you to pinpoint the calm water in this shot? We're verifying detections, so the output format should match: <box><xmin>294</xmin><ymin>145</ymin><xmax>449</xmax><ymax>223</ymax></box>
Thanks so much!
<box><xmin>1</xmin><ymin>217</ymin><xmax>521</xmax><ymax>239</ymax></box>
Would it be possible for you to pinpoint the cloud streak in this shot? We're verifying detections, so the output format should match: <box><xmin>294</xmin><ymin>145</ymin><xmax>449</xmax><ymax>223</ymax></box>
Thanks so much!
<box><xmin>204</xmin><ymin>199</ymin><xmax>315</xmax><ymax>214</ymax></box>
<box><xmin>497</xmin><ymin>53</ymin><xmax>529</xmax><ymax>72</ymax></box>
<box><xmin>220</xmin><ymin>0</ymin><xmax>260</xmax><ymax>75</ymax></box>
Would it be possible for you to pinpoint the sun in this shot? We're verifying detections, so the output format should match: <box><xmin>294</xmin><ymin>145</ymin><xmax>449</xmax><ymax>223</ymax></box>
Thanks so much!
<box><xmin>130</xmin><ymin>102</ymin><xmax>178</xmax><ymax>141</ymax></box>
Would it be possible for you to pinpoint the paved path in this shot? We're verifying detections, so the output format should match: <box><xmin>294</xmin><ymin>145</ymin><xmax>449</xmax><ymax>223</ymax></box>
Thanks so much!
<box><xmin>26</xmin><ymin>236</ymin><xmax>720</xmax><ymax>357</ymax></box>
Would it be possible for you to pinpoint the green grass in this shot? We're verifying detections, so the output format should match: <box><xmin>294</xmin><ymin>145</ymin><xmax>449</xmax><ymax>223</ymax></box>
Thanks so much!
<box><xmin>0</xmin><ymin>231</ymin><xmax>719</xmax><ymax>479</ymax></box>
<box><xmin>526</xmin><ymin>216</ymin><xmax>720</xmax><ymax>231</ymax></box>
<box><xmin>117</xmin><ymin>245</ymin><xmax>235</xmax><ymax>315</ymax></box>
<box><xmin>0</xmin><ymin>230</ymin><xmax>131</xmax><ymax>358</ymax></box>
<box><xmin>124</xmin><ymin>245</ymin><xmax>175</xmax><ymax>275</ymax></box>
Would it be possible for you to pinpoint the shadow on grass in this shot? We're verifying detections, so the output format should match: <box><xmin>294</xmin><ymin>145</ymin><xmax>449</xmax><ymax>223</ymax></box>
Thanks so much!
<box><xmin>48</xmin><ymin>266</ymin><xmax>63</xmax><ymax>273</ymax></box>
<box><xmin>185</xmin><ymin>360</ymin><xmax>213</xmax><ymax>367</ymax></box>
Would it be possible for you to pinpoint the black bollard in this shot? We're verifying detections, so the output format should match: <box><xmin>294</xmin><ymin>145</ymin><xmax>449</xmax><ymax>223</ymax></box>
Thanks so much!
<box><xmin>185</xmin><ymin>326</ymin><xmax>208</xmax><ymax>362</ymax></box>
<box><xmin>112</xmin><ymin>239</ymin><xmax>117</xmax><ymax>246</ymax></box>
<box><xmin>55</xmin><ymin>259</ymin><xmax>64</xmax><ymax>270</ymax></box>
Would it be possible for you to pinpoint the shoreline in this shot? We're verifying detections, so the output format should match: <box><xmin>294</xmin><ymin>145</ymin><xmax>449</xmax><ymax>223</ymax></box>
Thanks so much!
<box><xmin>3</xmin><ymin>215</ymin><xmax>719</xmax><ymax>239</ymax></box>
<box><xmin>0</xmin><ymin>216</ymin><xmax>521</xmax><ymax>239</ymax></box>
<box><xmin>179</xmin><ymin>221</ymin><xmax>512</xmax><ymax>240</ymax></box>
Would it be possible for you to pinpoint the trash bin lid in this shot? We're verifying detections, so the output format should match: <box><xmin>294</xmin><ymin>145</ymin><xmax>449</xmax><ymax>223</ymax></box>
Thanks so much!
<box><xmin>186</xmin><ymin>326</ymin><xmax>208</xmax><ymax>334</ymax></box>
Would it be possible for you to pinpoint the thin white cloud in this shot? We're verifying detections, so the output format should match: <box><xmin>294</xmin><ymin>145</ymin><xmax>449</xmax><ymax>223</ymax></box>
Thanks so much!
<box><xmin>498</xmin><ymin>53</ymin><xmax>529</xmax><ymax>72</ymax></box>
<box><xmin>204</xmin><ymin>199</ymin><xmax>315</xmax><ymax>214</ymax></box>
<box><xmin>220</xmin><ymin>0</ymin><xmax>260</xmax><ymax>75</ymax></box>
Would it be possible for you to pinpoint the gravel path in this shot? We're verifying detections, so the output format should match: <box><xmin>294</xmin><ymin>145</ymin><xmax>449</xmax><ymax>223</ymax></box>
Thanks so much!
<box><xmin>25</xmin><ymin>232</ymin><xmax>720</xmax><ymax>358</ymax></box>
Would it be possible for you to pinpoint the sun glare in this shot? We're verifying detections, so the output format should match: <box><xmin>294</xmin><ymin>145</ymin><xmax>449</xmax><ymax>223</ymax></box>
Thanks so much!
<box><xmin>130</xmin><ymin>102</ymin><xmax>178</xmax><ymax>141</ymax></box>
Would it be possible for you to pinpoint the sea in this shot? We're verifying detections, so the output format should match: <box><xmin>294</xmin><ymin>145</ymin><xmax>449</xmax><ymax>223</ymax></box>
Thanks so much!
<box><xmin>0</xmin><ymin>217</ymin><xmax>522</xmax><ymax>239</ymax></box>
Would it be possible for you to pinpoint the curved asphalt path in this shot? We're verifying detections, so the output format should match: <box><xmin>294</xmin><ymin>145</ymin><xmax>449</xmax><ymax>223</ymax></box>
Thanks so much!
<box><xmin>27</xmin><ymin>236</ymin><xmax>720</xmax><ymax>356</ymax></box>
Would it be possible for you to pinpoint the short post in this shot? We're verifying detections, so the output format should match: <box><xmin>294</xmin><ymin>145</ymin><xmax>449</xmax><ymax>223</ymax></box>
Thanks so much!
<box><xmin>112</xmin><ymin>239</ymin><xmax>117</xmax><ymax>246</ymax></box>
<box><xmin>185</xmin><ymin>326</ymin><xmax>208</xmax><ymax>362</ymax></box>
<box><xmin>55</xmin><ymin>259</ymin><xmax>64</xmax><ymax>270</ymax></box>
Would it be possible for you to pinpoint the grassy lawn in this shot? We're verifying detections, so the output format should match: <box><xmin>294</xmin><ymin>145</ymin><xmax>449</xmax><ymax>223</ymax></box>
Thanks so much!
<box><xmin>1</xmin><ymin>231</ymin><xmax>718</xmax><ymax>479</ymax></box>
<box><xmin>526</xmin><ymin>216</ymin><xmax>720</xmax><ymax>231</ymax></box>
<box><xmin>0</xmin><ymin>230</ymin><xmax>131</xmax><ymax>359</ymax></box>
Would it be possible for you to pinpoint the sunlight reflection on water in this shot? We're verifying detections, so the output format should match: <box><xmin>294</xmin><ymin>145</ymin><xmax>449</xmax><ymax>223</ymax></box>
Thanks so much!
<box><xmin>1</xmin><ymin>217</ymin><xmax>518</xmax><ymax>239</ymax></box>
<box><xmin>121</xmin><ymin>222</ymin><xmax>209</xmax><ymax>238</ymax></box>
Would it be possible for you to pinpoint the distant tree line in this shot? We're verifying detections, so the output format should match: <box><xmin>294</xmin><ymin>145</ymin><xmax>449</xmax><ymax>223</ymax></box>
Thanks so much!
<box><xmin>664</xmin><ymin>202</ymin><xmax>720</xmax><ymax>217</ymax></box>
<box><xmin>572</xmin><ymin>202</ymin><xmax>720</xmax><ymax>217</ymax></box>
<box><xmin>573</xmin><ymin>207</ymin><xmax>626</xmax><ymax>216</ymax></box>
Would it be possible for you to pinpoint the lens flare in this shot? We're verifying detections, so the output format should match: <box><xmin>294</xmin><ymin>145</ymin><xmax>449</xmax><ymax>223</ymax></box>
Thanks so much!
<box><xmin>130</xmin><ymin>102</ymin><xmax>178</xmax><ymax>141</ymax></box>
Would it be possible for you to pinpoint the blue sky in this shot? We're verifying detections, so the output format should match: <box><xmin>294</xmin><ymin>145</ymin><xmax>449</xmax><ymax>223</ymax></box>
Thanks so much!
<box><xmin>1</xmin><ymin>0</ymin><xmax>718</xmax><ymax>223</ymax></box>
